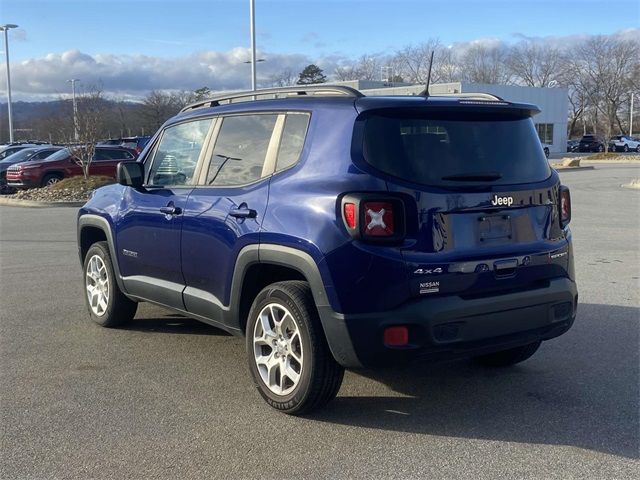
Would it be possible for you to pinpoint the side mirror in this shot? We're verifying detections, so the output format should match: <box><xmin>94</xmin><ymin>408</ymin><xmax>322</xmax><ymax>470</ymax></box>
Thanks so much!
<box><xmin>117</xmin><ymin>161</ymin><xmax>144</xmax><ymax>188</ymax></box>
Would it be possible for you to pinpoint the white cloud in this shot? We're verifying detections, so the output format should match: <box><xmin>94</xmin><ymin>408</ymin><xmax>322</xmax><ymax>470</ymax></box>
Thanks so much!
<box><xmin>6</xmin><ymin>28</ymin><xmax>638</xmax><ymax>101</ymax></box>
<box><xmin>9</xmin><ymin>47</ymin><xmax>344</xmax><ymax>101</ymax></box>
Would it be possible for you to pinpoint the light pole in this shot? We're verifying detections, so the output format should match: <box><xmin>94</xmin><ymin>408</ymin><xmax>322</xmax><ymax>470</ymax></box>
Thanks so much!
<box><xmin>67</xmin><ymin>79</ymin><xmax>80</xmax><ymax>141</ymax></box>
<box><xmin>249</xmin><ymin>0</ymin><xmax>257</xmax><ymax>91</ymax></box>
<box><xmin>1</xmin><ymin>24</ymin><xmax>18</xmax><ymax>143</ymax></box>
<box><xmin>630</xmin><ymin>92</ymin><xmax>634</xmax><ymax>136</ymax></box>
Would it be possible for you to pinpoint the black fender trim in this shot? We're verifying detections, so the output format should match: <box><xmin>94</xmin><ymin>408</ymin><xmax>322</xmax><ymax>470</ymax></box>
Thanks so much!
<box><xmin>229</xmin><ymin>244</ymin><xmax>362</xmax><ymax>368</ymax></box>
<box><xmin>77</xmin><ymin>214</ymin><xmax>128</xmax><ymax>294</ymax></box>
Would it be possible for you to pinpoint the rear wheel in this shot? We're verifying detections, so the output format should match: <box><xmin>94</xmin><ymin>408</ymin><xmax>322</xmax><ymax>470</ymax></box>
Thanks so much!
<box><xmin>636</xmin><ymin>145</ymin><xmax>640</xmax><ymax>153</ymax></box>
<box><xmin>246</xmin><ymin>281</ymin><xmax>344</xmax><ymax>415</ymax></box>
<box><xmin>597</xmin><ymin>145</ymin><xmax>604</xmax><ymax>153</ymax></box>
<box><xmin>83</xmin><ymin>241</ymin><xmax>137</xmax><ymax>327</ymax></box>
<box><xmin>42</xmin><ymin>174</ymin><xmax>62</xmax><ymax>187</ymax></box>
<box><xmin>474</xmin><ymin>341</ymin><xmax>541</xmax><ymax>367</ymax></box>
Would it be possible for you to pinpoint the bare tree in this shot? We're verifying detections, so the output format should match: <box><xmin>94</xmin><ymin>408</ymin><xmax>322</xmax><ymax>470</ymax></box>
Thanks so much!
<box><xmin>335</xmin><ymin>55</ymin><xmax>383</xmax><ymax>81</ymax></box>
<box><xmin>566</xmin><ymin>36</ymin><xmax>639</xmax><ymax>147</ymax></box>
<box><xmin>139</xmin><ymin>90</ymin><xmax>192</xmax><ymax>132</ymax></box>
<box><xmin>394</xmin><ymin>39</ymin><xmax>442</xmax><ymax>84</ymax></box>
<box><xmin>507</xmin><ymin>41</ymin><xmax>562</xmax><ymax>87</ymax></box>
<box><xmin>459</xmin><ymin>43</ymin><xmax>511</xmax><ymax>84</ymax></box>
<box><xmin>61</xmin><ymin>86</ymin><xmax>107</xmax><ymax>180</ymax></box>
<box><xmin>269</xmin><ymin>69</ymin><xmax>297</xmax><ymax>87</ymax></box>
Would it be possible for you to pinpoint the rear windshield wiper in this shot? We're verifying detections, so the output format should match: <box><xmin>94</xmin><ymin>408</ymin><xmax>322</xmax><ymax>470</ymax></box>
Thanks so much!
<box><xmin>441</xmin><ymin>172</ymin><xmax>502</xmax><ymax>182</ymax></box>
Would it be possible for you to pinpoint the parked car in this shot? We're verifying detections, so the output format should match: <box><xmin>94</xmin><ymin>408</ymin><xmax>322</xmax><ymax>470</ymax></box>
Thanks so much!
<box><xmin>578</xmin><ymin>134</ymin><xmax>605</xmax><ymax>152</ymax></box>
<box><xmin>0</xmin><ymin>146</ymin><xmax>63</xmax><ymax>193</ymax></box>
<box><xmin>99</xmin><ymin>136</ymin><xmax>151</xmax><ymax>155</ymax></box>
<box><xmin>6</xmin><ymin>146</ymin><xmax>136</xmax><ymax>189</ymax></box>
<box><xmin>0</xmin><ymin>142</ymin><xmax>51</xmax><ymax>161</ymax></box>
<box><xmin>541</xmin><ymin>143</ymin><xmax>550</xmax><ymax>158</ymax></box>
<box><xmin>77</xmin><ymin>86</ymin><xmax>577</xmax><ymax>414</ymax></box>
<box><xmin>608</xmin><ymin>135</ymin><xmax>640</xmax><ymax>152</ymax></box>
<box><xmin>567</xmin><ymin>139</ymin><xmax>580</xmax><ymax>152</ymax></box>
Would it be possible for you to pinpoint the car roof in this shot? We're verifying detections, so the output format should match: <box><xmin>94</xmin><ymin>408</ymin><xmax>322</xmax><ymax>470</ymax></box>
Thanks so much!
<box><xmin>173</xmin><ymin>92</ymin><xmax>540</xmax><ymax>124</ymax></box>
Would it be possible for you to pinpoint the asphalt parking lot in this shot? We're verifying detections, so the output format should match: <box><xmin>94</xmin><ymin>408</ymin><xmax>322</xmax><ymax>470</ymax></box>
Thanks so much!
<box><xmin>1</xmin><ymin>163</ymin><xmax>638</xmax><ymax>479</ymax></box>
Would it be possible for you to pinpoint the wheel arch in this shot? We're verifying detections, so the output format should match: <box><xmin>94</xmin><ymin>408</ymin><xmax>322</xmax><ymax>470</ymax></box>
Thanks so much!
<box><xmin>229</xmin><ymin>244</ymin><xmax>361</xmax><ymax>368</ymax></box>
<box><xmin>77</xmin><ymin>214</ymin><xmax>128</xmax><ymax>293</ymax></box>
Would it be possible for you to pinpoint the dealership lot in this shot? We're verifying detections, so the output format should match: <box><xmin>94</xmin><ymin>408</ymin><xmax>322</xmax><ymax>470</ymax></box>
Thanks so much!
<box><xmin>1</xmin><ymin>164</ymin><xmax>638</xmax><ymax>479</ymax></box>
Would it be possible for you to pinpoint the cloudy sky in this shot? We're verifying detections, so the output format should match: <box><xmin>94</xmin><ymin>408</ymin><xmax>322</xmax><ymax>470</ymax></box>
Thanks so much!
<box><xmin>2</xmin><ymin>0</ymin><xmax>639</xmax><ymax>101</ymax></box>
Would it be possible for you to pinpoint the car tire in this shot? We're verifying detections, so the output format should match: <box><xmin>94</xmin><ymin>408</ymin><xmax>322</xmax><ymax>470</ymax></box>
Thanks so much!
<box><xmin>544</xmin><ymin>147</ymin><xmax>549</xmax><ymax>159</ymax></box>
<box><xmin>597</xmin><ymin>145</ymin><xmax>604</xmax><ymax>153</ymax></box>
<box><xmin>623</xmin><ymin>144</ymin><xmax>629</xmax><ymax>152</ymax></box>
<box><xmin>42</xmin><ymin>174</ymin><xmax>62</xmax><ymax>187</ymax></box>
<box><xmin>473</xmin><ymin>341</ymin><xmax>541</xmax><ymax>367</ymax></box>
<box><xmin>246</xmin><ymin>280</ymin><xmax>344</xmax><ymax>415</ymax></box>
<box><xmin>636</xmin><ymin>145</ymin><xmax>640</xmax><ymax>153</ymax></box>
<box><xmin>83</xmin><ymin>241</ymin><xmax>137</xmax><ymax>327</ymax></box>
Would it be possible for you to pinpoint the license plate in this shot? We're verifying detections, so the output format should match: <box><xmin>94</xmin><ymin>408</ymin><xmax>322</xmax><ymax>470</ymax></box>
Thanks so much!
<box><xmin>478</xmin><ymin>214</ymin><xmax>512</xmax><ymax>243</ymax></box>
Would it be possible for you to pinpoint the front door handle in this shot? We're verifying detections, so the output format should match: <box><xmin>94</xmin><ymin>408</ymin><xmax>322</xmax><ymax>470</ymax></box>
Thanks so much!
<box><xmin>229</xmin><ymin>205</ymin><xmax>257</xmax><ymax>219</ymax></box>
<box><xmin>160</xmin><ymin>205</ymin><xmax>181</xmax><ymax>215</ymax></box>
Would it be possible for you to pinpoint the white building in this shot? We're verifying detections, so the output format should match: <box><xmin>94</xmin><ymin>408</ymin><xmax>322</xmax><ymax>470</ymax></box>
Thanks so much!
<box><xmin>335</xmin><ymin>81</ymin><xmax>568</xmax><ymax>154</ymax></box>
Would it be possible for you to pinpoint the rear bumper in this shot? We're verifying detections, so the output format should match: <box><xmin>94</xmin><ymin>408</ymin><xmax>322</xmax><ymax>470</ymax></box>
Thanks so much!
<box><xmin>318</xmin><ymin>277</ymin><xmax>578</xmax><ymax>368</ymax></box>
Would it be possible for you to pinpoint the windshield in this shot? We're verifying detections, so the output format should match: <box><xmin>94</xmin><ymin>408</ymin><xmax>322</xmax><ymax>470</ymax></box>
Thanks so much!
<box><xmin>360</xmin><ymin>110</ymin><xmax>551</xmax><ymax>186</ymax></box>
<box><xmin>0</xmin><ymin>148</ymin><xmax>38</xmax><ymax>163</ymax></box>
<box><xmin>42</xmin><ymin>148</ymin><xmax>73</xmax><ymax>162</ymax></box>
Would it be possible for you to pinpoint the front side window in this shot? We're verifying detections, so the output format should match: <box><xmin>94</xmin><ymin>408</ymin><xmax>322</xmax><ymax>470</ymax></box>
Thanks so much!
<box><xmin>206</xmin><ymin>114</ymin><xmax>277</xmax><ymax>186</ymax></box>
<box><xmin>148</xmin><ymin>118</ymin><xmax>212</xmax><ymax>186</ymax></box>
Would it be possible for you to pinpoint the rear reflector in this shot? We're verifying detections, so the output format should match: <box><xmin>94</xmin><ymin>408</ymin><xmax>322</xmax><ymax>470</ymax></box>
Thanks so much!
<box><xmin>384</xmin><ymin>326</ymin><xmax>409</xmax><ymax>347</ymax></box>
<box><xmin>363</xmin><ymin>201</ymin><xmax>395</xmax><ymax>236</ymax></box>
<box><xmin>343</xmin><ymin>203</ymin><xmax>356</xmax><ymax>229</ymax></box>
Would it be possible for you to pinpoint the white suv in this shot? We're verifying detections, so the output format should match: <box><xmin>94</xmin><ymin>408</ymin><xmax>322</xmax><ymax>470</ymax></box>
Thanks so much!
<box><xmin>609</xmin><ymin>135</ymin><xmax>640</xmax><ymax>152</ymax></box>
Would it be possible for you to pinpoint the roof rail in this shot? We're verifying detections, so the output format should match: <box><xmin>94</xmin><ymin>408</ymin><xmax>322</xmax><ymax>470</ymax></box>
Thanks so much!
<box><xmin>431</xmin><ymin>92</ymin><xmax>506</xmax><ymax>101</ymax></box>
<box><xmin>181</xmin><ymin>85</ymin><xmax>364</xmax><ymax>112</ymax></box>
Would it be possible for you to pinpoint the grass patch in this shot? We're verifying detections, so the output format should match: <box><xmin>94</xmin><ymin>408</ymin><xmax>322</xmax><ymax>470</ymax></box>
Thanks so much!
<box><xmin>49</xmin><ymin>175</ymin><xmax>115</xmax><ymax>191</ymax></box>
<box><xmin>585</xmin><ymin>152</ymin><xmax>622</xmax><ymax>160</ymax></box>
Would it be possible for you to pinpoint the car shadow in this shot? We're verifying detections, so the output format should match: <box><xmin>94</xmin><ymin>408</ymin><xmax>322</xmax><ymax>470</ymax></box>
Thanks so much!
<box><xmin>310</xmin><ymin>303</ymin><xmax>639</xmax><ymax>459</ymax></box>
<box><xmin>122</xmin><ymin>314</ymin><xmax>232</xmax><ymax>336</ymax></box>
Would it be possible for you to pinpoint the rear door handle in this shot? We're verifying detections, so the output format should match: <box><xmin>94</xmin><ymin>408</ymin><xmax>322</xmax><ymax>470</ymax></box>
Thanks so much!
<box><xmin>160</xmin><ymin>205</ymin><xmax>181</xmax><ymax>215</ymax></box>
<box><xmin>229</xmin><ymin>207</ymin><xmax>257</xmax><ymax>219</ymax></box>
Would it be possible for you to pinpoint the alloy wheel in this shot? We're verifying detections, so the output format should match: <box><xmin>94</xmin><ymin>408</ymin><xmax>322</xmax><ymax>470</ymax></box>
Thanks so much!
<box><xmin>85</xmin><ymin>254</ymin><xmax>109</xmax><ymax>316</ymax></box>
<box><xmin>252</xmin><ymin>303</ymin><xmax>303</xmax><ymax>396</ymax></box>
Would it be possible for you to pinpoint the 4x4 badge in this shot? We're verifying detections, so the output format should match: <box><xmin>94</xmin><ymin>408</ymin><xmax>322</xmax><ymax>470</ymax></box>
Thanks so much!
<box><xmin>414</xmin><ymin>267</ymin><xmax>443</xmax><ymax>275</ymax></box>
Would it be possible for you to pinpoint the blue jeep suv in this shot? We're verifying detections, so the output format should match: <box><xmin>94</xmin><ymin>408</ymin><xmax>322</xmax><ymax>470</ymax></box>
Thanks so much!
<box><xmin>77</xmin><ymin>86</ymin><xmax>577</xmax><ymax>414</ymax></box>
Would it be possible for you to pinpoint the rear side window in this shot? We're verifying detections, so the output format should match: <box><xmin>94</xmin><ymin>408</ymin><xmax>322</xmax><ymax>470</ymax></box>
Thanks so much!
<box><xmin>206</xmin><ymin>114</ymin><xmax>277</xmax><ymax>186</ymax></box>
<box><xmin>148</xmin><ymin>119</ymin><xmax>212</xmax><ymax>186</ymax></box>
<box><xmin>360</xmin><ymin>110</ymin><xmax>551</xmax><ymax>186</ymax></box>
<box><xmin>276</xmin><ymin>113</ymin><xmax>309</xmax><ymax>171</ymax></box>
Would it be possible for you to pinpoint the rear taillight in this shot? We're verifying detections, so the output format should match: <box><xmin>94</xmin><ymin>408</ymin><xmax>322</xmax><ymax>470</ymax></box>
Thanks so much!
<box><xmin>559</xmin><ymin>185</ymin><xmax>571</xmax><ymax>227</ymax></box>
<box><xmin>363</xmin><ymin>201</ymin><xmax>395</xmax><ymax>236</ymax></box>
<box><xmin>340</xmin><ymin>194</ymin><xmax>405</xmax><ymax>243</ymax></box>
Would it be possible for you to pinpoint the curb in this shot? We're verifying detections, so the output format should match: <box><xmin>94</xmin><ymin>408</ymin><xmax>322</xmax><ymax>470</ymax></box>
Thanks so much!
<box><xmin>552</xmin><ymin>166</ymin><xmax>596</xmax><ymax>172</ymax></box>
<box><xmin>0</xmin><ymin>197</ymin><xmax>85</xmax><ymax>208</ymax></box>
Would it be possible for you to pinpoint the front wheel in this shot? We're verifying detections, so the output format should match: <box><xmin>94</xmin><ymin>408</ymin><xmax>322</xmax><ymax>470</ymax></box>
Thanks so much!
<box><xmin>474</xmin><ymin>341</ymin><xmax>541</xmax><ymax>367</ymax></box>
<box><xmin>42</xmin><ymin>174</ymin><xmax>62</xmax><ymax>187</ymax></box>
<box><xmin>83</xmin><ymin>241</ymin><xmax>137</xmax><ymax>327</ymax></box>
<box><xmin>597</xmin><ymin>145</ymin><xmax>604</xmax><ymax>152</ymax></box>
<box><xmin>623</xmin><ymin>144</ymin><xmax>629</xmax><ymax>152</ymax></box>
<box><xmin>246</xmin><ymin>281</ymin><xmax>344</xmax><ymax>415</ymax></box>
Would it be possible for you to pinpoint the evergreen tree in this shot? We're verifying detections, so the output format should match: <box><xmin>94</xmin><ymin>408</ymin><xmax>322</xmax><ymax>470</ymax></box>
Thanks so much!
<box><xmin>296</xmin><ymin>64</ymin><xmax>327</xmax><ymax>85</ymax></box>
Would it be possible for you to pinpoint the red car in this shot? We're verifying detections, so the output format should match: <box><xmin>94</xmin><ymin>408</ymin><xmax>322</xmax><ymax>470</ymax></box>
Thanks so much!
<box><xmin>6</xmin><ymin>146</ymin><xmax>137</xmax><ymax>188</ymax></box>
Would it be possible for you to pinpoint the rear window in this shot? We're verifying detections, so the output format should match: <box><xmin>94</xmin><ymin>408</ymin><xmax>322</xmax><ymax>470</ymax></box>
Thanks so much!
<box><xmin>360</xmin><ymin>110</ymin><xmax>550</xmax><ymax>186</ymax></box>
